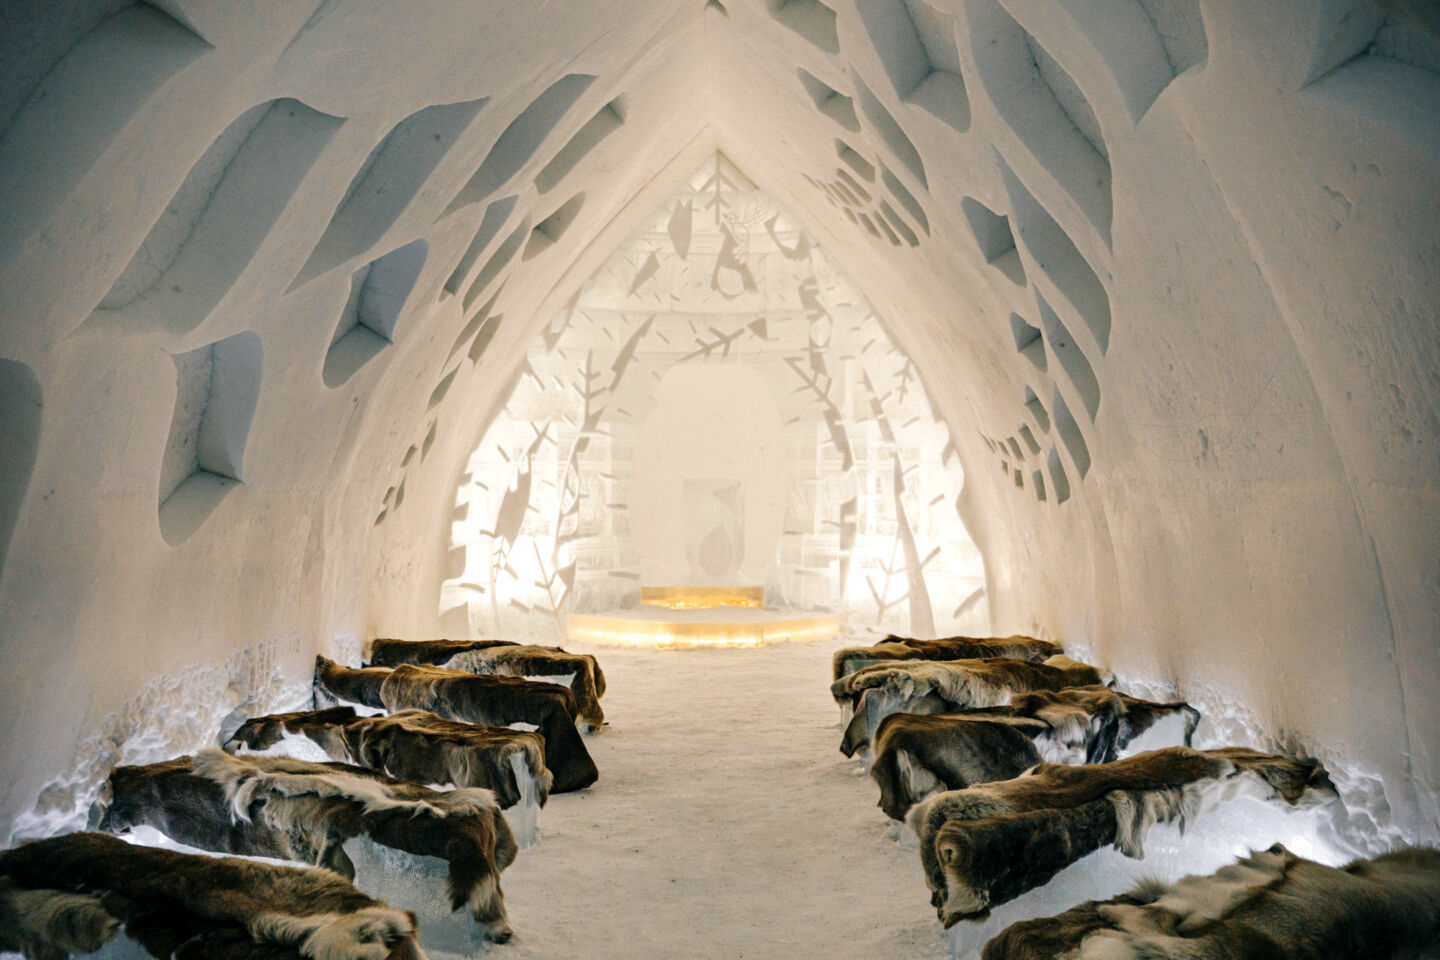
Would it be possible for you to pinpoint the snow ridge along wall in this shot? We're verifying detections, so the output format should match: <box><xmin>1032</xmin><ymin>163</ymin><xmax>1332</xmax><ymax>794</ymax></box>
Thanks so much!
<box><xmin>0</xmin><ymin>1</ymin><xmax>1437</xmax><ymax>849</ymax></box>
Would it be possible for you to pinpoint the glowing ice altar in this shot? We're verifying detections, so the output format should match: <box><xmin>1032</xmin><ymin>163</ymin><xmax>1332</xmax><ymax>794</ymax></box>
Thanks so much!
<box><xmin>568</xmin><ymin>587</ymin><xmax>843</xmax><ymax>648</ymax></box>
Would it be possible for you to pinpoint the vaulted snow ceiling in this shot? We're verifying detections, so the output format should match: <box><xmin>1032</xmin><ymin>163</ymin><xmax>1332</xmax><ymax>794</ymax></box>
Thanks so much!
<box><xmin>0</xmin><ymin>1</ymin><xmax>1438</xmax><ymax>841</ymax></box>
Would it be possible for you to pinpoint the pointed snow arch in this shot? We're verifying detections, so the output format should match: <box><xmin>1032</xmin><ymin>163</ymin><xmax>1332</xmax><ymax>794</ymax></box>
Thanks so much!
<box><xmin>442</xmin><ymin>154</ymin><xmax>987</xmax><ymax>642</ymax></box>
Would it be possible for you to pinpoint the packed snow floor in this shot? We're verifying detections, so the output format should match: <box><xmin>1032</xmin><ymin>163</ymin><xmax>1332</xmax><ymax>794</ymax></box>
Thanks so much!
<box><xmin>492</xmin><ymin>636</ymin><xmax>949</xmax><ymax>959</ymax></box>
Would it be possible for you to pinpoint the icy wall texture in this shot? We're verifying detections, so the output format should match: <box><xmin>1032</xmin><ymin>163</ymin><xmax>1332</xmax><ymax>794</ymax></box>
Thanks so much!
<box><xmin>0</xmin><ymin>1</ymin><xmax>1437</xmax><ymax>844</ymax></box>
<box><xmin>444</xmin><ymin>155</ymin><xmax>987</xmax><ymax>641</ymax></box>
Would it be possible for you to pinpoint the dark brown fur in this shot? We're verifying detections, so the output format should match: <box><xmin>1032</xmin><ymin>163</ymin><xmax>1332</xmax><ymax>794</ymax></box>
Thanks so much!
<box><xmin>910</xmin><ymin>747</ymin><xmax>1334</xmax><ymax>926</ymax></box>
<box><xmin>996</xmin><ymin>686</ymin><xmax>1199</xmax><ymax>759</ymax></box>
<box><xmin>832</xmin><ymin>635</ymin><xmax>1063</xmax><ymax>682</ymax></box>
<box><xmin>369</xmin><ymin>639</ymin><xmax>606</xmax><ymax>731</ymax></box>
<box><xmin>839</xmin><ymin>689</ymin><xmax>947</xmax><ymax>758</ymax></box>
<box><xmin>869</xmin><ymin>714</ymin><xmax>1050</xmax><ymax>820</ymax></box>
<box><xmin>0</xmin><ymin>832</ymin><xmax>423</xmax><ymax>960</ymax></box>
<box><xmin>935</xmin><ymin>799</ymin><xmax>1120</xmax><ymax>921</ymax></box>
<box><xmin>226</xmin><ymin>705</ymin><xmax>361</xmax><ymax>753</ymax></box>
<box><xmin>98</xmin><ymin>756</ymin><xmax>334</xmax><ymax>867</ymax></box>
<box><xmin>309</xmin><ymin>662</ymin><xmax>393</xmax><ymax>711</ymax></box>
<box><xmin>834</xmin><ymin>656</ymin><xmax>1108</xmax><ymax>756</ymax></box>
<box><xmin>95</xmin><ymin>750</ymin><xmax>518</xmax><ymax>940</ymax></box>
<box><xmin>869</xmin><ymin>687</ymin><xmax>1201</xmax><ymax>819</ymax></box>
<box><xmin>226</xmin><ymin>706</ymin><xmax>550</xmax><ymax>809</ymax></box>
<box><xmin>979</xmin><ymin>885</ymin><xmax>1154</xmax><ymax>960</ymax></box>
<box><xmin>0</xmin><ymin>876</ymin><xmax>118</xmax><ymax>960</ymax></box>
<box><xmin>982</xmin><ymin>845</ymin><xmax>1440</xmax><ymax>960</ymax></box>
<box><xmin>314</xmin><ymin>656</ymin><xmax>598</xmax><ymax>793</ymax></box>
<box><xmin>833</xmin><ymin>656</ymin><xmax>1106</xmax><ymax>710</ymax></box>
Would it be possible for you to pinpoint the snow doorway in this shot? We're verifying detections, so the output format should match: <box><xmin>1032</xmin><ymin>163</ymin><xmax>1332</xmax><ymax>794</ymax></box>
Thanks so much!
<box><xmin>442</xmin><ymin>154</ymin><xmax>988</xmax><ymax>644</ymax></box>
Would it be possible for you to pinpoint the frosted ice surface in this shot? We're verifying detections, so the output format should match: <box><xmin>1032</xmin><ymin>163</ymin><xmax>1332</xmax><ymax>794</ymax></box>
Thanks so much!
<box><xmin>332</xmin><ymin>632</ymin><xmax>367</xmax><ymax>667</ymax></box>
<box><xmin>505</xmin><ymin>751</ymin><xmax>542</xmax><ymax>847</ymax></box>
<box><xmin>1109</xmin><ymin>665</ymin><xmax>1405</xmax><ymax>859</ymax></box>
<box><xmin>8</xmin><ymin>639</ymin><xmax>308</xmax><ymax>844</ymax></box>
<box><xmin>345</xmin><ymin>839</ymin><xmax>491</xmax><ymax>955</ymax></box>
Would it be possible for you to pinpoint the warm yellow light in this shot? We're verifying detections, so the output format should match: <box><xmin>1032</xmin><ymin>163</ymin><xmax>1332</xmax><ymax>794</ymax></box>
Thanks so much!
<box><xmin>566</xmin><ymin>611</ymin><xmax>842</xmax><ymax>648</ymax></box>
<box><xmin>640</xmin><ymin>585</ymin><xmax>766</xmax><ymax>609</ymax></box>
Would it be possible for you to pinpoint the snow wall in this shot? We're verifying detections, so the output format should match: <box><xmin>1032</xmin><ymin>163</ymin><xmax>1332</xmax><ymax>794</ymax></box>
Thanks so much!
<box><xmin>0</xmin><ymin>0</ymin><xmax>1437</xmax><ymax>845</ymax></box>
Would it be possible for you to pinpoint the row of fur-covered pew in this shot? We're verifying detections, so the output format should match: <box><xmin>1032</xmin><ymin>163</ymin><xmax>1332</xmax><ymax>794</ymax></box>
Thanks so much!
<box><xmin>828</xmin><ymin>633</ymin><xmax>1440</xmax><ymax>959</ymax></box>
<box><xmin>0</xmin><ymin>637</ymin><xmax>607</xmax><ymax>960</ymax></box>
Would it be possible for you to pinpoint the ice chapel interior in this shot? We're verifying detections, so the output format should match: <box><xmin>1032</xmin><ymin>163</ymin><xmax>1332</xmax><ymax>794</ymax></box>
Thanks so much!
<box><xmin>1</xmin><ymin>1</ymin><xmax>1439</xmax><ymax>958</ymax></box>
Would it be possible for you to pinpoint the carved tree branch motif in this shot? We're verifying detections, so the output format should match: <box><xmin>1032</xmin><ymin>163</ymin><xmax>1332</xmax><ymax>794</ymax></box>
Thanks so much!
<box><xmin>546</xmin><ymin>351</ymin><xmax>609</xmax><ymax>633</ymax></box>
<box><xmin>483</xmin><ymin>422</ymin><xmax>551</xmax><ymax>632</ymax></box>
<box><xmin>681</xmin><ymin>325</ymin><xmax>747</xmax><ymax>362</ymax></box>
<box><xmin>866</xmin><ymin>533</ymin><xmax>910</xmax><ymax>624</ymax></box>
<box><xmin>862</xmin><ymin>369</ymin><xmax>936</xmax><ymax>636</ymax></box>
<box><xmin>697</xmin><ymin>154</ymin><xmax>738</xmax><ymax>225</ymax></box>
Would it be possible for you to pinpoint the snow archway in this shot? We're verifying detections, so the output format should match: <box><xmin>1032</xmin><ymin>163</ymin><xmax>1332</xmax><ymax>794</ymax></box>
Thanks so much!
<box><xmin>444</xmin><ymin>156</ymin><xmax>986</xmax><ymax>642</ymax></box>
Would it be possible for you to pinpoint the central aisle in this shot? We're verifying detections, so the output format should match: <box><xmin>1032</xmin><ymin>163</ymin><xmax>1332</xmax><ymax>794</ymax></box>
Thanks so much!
<box><xmin>497</xmin><ymin>638</ymin><xmax>949</xmax><ymax>959</ymax></box>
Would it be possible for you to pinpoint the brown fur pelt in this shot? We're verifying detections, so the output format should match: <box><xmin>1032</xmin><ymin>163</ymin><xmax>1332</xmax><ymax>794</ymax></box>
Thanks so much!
<box><xmin>368</xmin><ymin>639</ymin><xmax>607</xmax><ymax>731</ymax></box>
<box><xmin>968</xmin><ymin>686</ymin><xmax>1200</xmax><ymax>762</ymax></box>
<box><xmin>96</xmin><ymin>749</ymin><xmax>518</xmax><ymax>941</ymax></box>
<box><xmin>832</xmin><ymin>635</ymin><xmax>1064</xmax><ymax>682</ymax></box>
<box><xmin>982</xmin><ymin>844</ymin><xmax>1440</xmax><ymax>960</ymax></box>
<box><xmin>0</xmin><ymin>831</ymin><xmax>425</xmax><ymax>960</ymax></box>
<box><xmin>833</xmin><ymin>655</ymin><xmax>1106</xmax><ymax>710</ymax></box>
<box><xmin>314</xmin><ymin>657</ymin><xmax>598</xmax><ymax>793</ymax></box>
<box><xmin>907</xmin><ymin>747</ymin><xmax>1335</xmax><ymax>927</ymax></box>
<box><xmin>312</xmin><ymin>656</ymin><xmax>596</xmax><ymax>793</ymax></box>
<box><xmin>226</xmin><ymin>706</ymin><xmax>551</xmax><ymax>809</ymax></box>
<box><xmin>869</xmin><ymin>714</ymin><xmax>1052</xmax><ymax>821</ymax></box>
<box><xmin>0</xmin><ymin>876</ymin><xmax>119</xmax><ymax>960</ymax></box>
<box><xmin>869</xmin><ymin>687</ymin><xmax>1201</xmax><ymax>819</ymax></box>
<box><xmin>835</xmin><ymin>656</ymin><xmax>1110</xmax><ymax>756</ymax></box>
<box><xmin>308</xmin><ymin>661</ymin><xmax>393</xmax><ymax>711</ymax></box>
